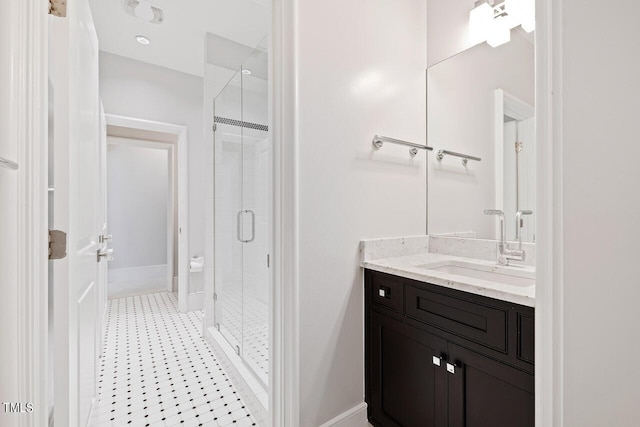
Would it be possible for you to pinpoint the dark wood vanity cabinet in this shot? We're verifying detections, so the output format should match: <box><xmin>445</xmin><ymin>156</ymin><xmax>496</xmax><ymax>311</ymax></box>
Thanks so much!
<box><xmin>365</xmin><ymin>269</ymin><xmax>534</xmax><ymax>427</ymax></box>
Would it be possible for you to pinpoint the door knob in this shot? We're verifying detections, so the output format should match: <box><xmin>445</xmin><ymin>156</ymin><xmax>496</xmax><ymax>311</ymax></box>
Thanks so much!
<box><xmin>97</xmin><ymin>248</ymin><xmax>114</xmax><ymax>262</ymax></box>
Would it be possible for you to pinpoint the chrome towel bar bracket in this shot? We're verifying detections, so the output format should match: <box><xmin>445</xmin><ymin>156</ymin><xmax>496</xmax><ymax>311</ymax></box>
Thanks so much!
<box><xmin>372</xmin><ymin>135</ymin><xmax>433</xmax><ymax>157</ymax></box>
<box><xmin>436</xmin><ymin>149</ymin><xmax>481</xmax><ymax>166</ymax></box>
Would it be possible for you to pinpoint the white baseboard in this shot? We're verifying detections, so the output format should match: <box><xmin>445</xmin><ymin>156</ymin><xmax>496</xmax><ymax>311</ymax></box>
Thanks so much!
<box><xmin>108</xmin><ymin>264</ymin><xmax>168</xmax><ymax>283</ymax></box>
<box><xmin>319</xmin><ymin>402</ymin><xmax>368</xmax><ymax>427</ymax></box>
<box><xmin>187</xmin><ymin>291</ymin><xmax>204</xmax><ymax>312</ymax></box>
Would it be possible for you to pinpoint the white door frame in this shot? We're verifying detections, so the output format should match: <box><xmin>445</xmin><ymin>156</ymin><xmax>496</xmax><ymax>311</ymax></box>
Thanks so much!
<box><xmin>0</xmin><ymin>1</ymin><xmax>48</xmax><ymax>427</ymax></box>
<box><xmin>270</xmin><ymin>0</ymin><xmax>300</xmax><ymax>425</ymax></box>
<box><xmin>535</xmin><ymin>0</ymin><xmax>563</xmax><ymax>424</ymax></box>
<box><xmin>104</xmin><ymin>114</ymin><xmax>190</xmax><ymax>311</ymax></box>
<box><xmin>106</xmin><ymin>136</ymin><xmax>176</xmax><ymax>294</ymax></box>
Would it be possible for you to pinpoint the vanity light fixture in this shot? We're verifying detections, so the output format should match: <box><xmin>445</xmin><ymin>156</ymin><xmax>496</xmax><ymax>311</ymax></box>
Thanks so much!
<box><xmin>469</xmin><ymin>0</ymin><xmax>534</xmax><ymax>47</ymax></box>
<box><xmin>135</xmin><ymin>35</ymin><xmax>151</xmax><ymax>45</ymax></box>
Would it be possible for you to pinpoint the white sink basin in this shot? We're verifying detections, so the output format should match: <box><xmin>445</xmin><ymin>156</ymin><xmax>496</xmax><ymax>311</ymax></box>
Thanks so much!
<box><xmin>415</xmin><ymin>261</ymin><xmax>535</xmax><ymax>288</ymax></box>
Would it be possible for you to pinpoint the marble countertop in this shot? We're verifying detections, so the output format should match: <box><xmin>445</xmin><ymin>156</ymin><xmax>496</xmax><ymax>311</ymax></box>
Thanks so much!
<box><xmin>362</xmin><ymin>248</ymin><xmax>535</xmax><ymax>307</ymax></box>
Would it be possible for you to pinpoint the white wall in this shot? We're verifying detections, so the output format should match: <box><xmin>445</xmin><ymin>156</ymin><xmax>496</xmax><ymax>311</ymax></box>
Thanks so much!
<box><xmin>99</xmin><ymin>52</ymin><xmax>205</xmax><ymax>293</ymax></box>
<box><xmin>427</xmin><ymin>0</ymin><xmax>474</xmax><ymax>66</ymax></box>
<box><xmin>558</xmin><ymin>0</ymin><xmax>640</xmax><ymax>424</ymax></box>
<box><xmin>427</xmin><ymin>34</ymin><xmax>534</xmax><ymax>238</ymax></box>
<box><xmin>294</xmin><ymin>0</ymin><xmax>427</xmax><ymax>425</ymax></box>
<box><xmin>107</xmin><ymin>141</ymin><xmax>168</xmax><ymax>276</ymax></box>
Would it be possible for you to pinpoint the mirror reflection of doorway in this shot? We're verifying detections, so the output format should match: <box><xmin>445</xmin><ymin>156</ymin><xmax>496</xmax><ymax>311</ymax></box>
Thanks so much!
<box><xmin>495</xmin><ymin>88</ymin><xmax>536</xmax><ymax>243</ymax></box>
<box><xmin>503</xmin><ymin>115</ymin><xmax>535</xmax><ymax>242</ymax></box>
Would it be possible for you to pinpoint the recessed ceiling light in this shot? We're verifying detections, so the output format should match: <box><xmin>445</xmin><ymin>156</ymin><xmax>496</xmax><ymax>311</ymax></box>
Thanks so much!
<box><xmin>241</xmin><ymin>69</ymin><xmax>252</xmax><ymax>75</ymax></box>
<box><xmin>136</xmin><ymin>35</ymin><xmax>151</xmax><ymax>45</ymax></box>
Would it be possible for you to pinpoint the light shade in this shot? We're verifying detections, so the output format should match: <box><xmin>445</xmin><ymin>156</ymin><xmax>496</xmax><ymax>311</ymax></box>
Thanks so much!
<box><xmin>469</xmin><ymin>2</ymin><xmax>493</xmax><ymax>45</ymax></box>
<box><xmin>521</xmin><ymin>0</ymin><xmax>535</xmax><ymax>32</ymax></box>
<box><xmin>487</xmin><ymin>15</ymin><xmax>511</xmax><ymax>47</ymax></box>
<box><xmin>505</xmin><ymin>0</ymin><xmax>535</xmax><ymax>32</ymax></box>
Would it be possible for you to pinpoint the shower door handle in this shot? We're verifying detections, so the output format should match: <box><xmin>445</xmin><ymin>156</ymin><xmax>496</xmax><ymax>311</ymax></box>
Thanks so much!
<box><xmin>245</xmin><ymin>210</ymin><xmax>255</xmax><ymax>243</ymax></box>
<box><xmin>237</xmin><ymin>210</ymin><xmax>244</xmax><ymax>242</ymax></box>
<box><xmin>237</xmin><ymin>210</ymin><xmax>255</xmax><ymax>243</ymax></box>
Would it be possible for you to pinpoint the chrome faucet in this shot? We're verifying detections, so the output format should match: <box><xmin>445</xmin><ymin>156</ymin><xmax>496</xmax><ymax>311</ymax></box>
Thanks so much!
<box><xmin>484</xmin><ymin>209</ymin><xmax>529</xmax><ymax>265</ymax></box>
<box><xmin>515</xmin><ymin>210</ymin><xmax>533</xmax><ymax>241</ymax></box>
<box><xmin>514</xmin><ymin>209</ymin><xmax>533</xmax><ymax>257</ymax></box>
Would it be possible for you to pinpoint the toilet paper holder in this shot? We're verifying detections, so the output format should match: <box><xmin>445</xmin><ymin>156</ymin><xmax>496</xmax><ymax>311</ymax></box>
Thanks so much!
<box><xmin>189</xmin><ymin>256</ymin><xmax>204</xmax><ymax>273</ymax></box>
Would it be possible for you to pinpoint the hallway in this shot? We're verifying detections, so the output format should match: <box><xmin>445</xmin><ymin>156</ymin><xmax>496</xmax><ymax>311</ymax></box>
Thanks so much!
<box><xmin>90</xmin><ymin>293</ymin><xmax>258</xmax><ymax>427</ymax></box>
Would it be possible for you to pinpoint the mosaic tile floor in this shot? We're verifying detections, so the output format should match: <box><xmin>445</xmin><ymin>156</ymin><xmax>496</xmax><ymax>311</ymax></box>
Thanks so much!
<box><xmin>90</xmin><ymin>292</ymin><xmax>258</xmax><ymax>427</ymax></box>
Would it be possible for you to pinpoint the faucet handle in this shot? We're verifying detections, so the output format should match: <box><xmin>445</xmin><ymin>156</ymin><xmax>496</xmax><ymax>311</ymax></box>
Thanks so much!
<box><xmin>516</xmin><ymin>210</ymin><xmax>533</xmax><ymax>229</ymax></box>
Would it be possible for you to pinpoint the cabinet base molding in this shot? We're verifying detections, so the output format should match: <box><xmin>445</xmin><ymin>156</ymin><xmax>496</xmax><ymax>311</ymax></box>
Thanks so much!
<box><xmin>318</xmin><ymin>402</ymin><xmax>369</xmax><ymax>427</ymax></box>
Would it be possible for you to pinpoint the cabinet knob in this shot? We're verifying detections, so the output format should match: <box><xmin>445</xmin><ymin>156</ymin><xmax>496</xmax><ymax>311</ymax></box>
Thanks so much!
<box><xmin>432</xmin><ymin>356</ymin><xmax>442</xmax><ymax>367</ymax></box>
<box><xmin>446</xmin><ymin>362</ymin><xmax>456</xmax><ymax>374</ymax></box>
<box><xmin>378</xmin><ymin>287</ymin><xmax>390</xmax><ymax>298</ymax></box>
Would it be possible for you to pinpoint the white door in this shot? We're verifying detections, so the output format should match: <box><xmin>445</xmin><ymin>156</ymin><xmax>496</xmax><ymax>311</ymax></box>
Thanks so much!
<box><xmin>97</xmin><ymin>103</ymin><xmax>109</xmax><ymax>357</ymax></box>
<box><xmin>50</xmin><ymin>0</ymin><xmax>103</xmax><ymax>425</ymax></box>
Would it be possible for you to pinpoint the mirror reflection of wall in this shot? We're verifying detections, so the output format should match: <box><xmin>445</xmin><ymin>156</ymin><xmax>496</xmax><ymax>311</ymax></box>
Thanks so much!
<box><xmin>427</xmin><ymin>30</ymin><xmax>534</xmax><ymax>242</ymax></box>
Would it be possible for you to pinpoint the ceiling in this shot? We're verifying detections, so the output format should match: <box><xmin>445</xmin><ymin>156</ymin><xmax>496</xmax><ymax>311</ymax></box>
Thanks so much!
<box><xmin>88</xmin><ymin>0</ymin><xmax>268</xmax><ymax>77</ymax></box>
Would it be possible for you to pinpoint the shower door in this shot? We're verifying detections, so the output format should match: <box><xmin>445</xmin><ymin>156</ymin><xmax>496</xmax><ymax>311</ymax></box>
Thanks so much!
<box><xmin>214</xmin><ymin>47</ymin><xmax>270</xmax><ymax>387</ymax></box>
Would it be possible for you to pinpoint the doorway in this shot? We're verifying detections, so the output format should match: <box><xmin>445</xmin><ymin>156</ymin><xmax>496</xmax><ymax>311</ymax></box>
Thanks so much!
<box><xmin>106</xmin><ymin>137</ymin><xmax>175</xmax><ymax>299</ymax></box>
<box><xmin>104</xmin><ymin>115</ymin><xmax>190</xmax><ymax>309</ymax></box>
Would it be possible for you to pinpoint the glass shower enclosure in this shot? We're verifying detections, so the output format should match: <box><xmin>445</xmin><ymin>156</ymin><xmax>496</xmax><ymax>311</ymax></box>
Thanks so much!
<box><xmin>213</xmin><ymin>45</ymin><xmax>270</xmax><ymax>389</ymax></box>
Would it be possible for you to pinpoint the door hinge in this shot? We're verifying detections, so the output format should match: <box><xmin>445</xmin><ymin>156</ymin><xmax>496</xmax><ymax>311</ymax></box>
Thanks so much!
<box><xmin>48</xmin><ymin>230</ymin><xmax>67</xmax><ymax>260</ymax></box>
<box><xmin>213</xmin><ymin>292</ymin><xmax>218</xmax><ymax>301</ymax></box>
<box><xmin>235</xmin><ymin>345</ymin><xmax>241</xmax><ymax>356</ymax></box>
<box><xmin>267</xmin><ymin>254</ymin><xmax>270</xmax><ymax>268</ymax></box>
<box><xmin>212</xmin><ymin>124</ymin><xmax>217</xmax><ymax>132</ymax></box>
<box><xmin>49</xmin><ymin>0</ymin><xmax>67</xmax><ymax>17</ymax></box>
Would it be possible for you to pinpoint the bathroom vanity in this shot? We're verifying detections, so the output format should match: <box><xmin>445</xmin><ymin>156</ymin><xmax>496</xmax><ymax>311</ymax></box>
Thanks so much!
<box><xmin>362</xmin><ymin>236</ymin><xmax>535</xmax><ymax>427</ymax></box>
<box><xmin>365</xmin><ymin>17</ymin><xmax>538</xmax><ymax>424</ymax></box>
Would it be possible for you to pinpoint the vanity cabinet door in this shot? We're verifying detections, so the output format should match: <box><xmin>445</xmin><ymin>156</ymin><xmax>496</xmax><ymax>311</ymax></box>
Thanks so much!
<box><xmin>368</xmin><ymin>312</ymin><xmax>448</xmax><ymax>427</ymax></box>
<box><xmin>447</xmin><ymin>343</ymin><xmax>534</xmax><ymax>427</ymax></box>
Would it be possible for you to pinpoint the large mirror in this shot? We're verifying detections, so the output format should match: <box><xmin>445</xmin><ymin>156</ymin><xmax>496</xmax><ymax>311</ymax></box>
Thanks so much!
<box><xmin>427</xmin><ymin>30</ymin><xmax>535</xmax><ymax>242</ymax></box>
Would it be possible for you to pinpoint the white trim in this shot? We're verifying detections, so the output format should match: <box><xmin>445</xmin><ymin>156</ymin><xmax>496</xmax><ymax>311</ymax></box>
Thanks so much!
<box><xmin>107</xmin><ymin>265</ymin><xmax>169</xmax><ymax>283</ymax></box>
<box><xmin>271</xmin><ymin>0</ymin><xmax>300</xmax><ymax>425</ymax></box>
<box><xmin>186</xmin><ymin>291</ymin><xmax>205</xmax><ymax>312</ymax></box>
<box><xmin>0</xmin><ymin>1</ymin><xmax>49</xmax><ymax>427</ymax></box>
<box><xmin>318</xmin><ymin>403</ymin><xmax>368</xmax><ymax>427</ymax></box>
<box><xmin>104</xmin><ymin>115</ymin><xmax>190</xmax><ymax>312</ymax></box>
<box><xmin>0</xmin><ymin>1</ymin><xmax>50</xmax><ymax>427</ymax></box>
<box><xmin>535</xmin><ymin>0</ymin><xmax>562</xmax><ymax>424</ymax></box>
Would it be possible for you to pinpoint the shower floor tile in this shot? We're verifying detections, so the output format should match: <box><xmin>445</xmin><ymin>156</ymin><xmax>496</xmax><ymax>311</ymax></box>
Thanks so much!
<box><xmin>90</xmin><ymin>292</ymin><xmax>259</xmax><ymax>427</ymax></box>
<box><xmin>216</xmin><ymin>283</ymin><xmax>269</xmax><ymax>383</ymax></box>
